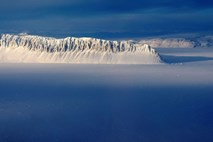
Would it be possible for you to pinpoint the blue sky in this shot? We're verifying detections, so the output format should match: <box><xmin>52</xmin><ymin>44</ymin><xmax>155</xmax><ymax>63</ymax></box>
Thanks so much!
<box><xmin>0</xmin><ymin>0</ymin><xmax>213</xmax><ymax>38</ymax></box>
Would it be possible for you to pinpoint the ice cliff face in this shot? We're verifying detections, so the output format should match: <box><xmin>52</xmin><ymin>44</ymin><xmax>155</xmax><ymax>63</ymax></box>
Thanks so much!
<box><xmin>0</xmin><ymin>34</ymin><xmax>162</xmax><ymax>64</ymax></box>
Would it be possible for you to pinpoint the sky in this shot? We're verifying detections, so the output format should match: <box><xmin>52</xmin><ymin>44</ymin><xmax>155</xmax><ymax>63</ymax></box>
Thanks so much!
<box><xmin>0</xmin><ymin>0</ymin><xmax>213</xmax><ymax>39</ymax></box>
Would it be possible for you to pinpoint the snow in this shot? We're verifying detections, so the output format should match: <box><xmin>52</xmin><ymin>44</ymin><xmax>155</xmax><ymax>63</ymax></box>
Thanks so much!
<box><xmin>0</xmin><ymin>34</ymin><xmax>162</xmax><ymax>64</ymax></box>
<box><xmin>137</xmin><ymin>38</ymin><xmax>195</xmax><ymax>48</ymax></box>
<box><xmin>0</xmin><ymin>36</ymin><xmax>213</xmax><ymax>141</ymax></box>
<box><xmin>134</xmin><ymin>35</ymin><xmax>213</xmax><ymax>48</ymax></box>
<box><xmin>156</xmin><ymin>48</ymin><xmax>213</xmax><ymax>64</ymax></box>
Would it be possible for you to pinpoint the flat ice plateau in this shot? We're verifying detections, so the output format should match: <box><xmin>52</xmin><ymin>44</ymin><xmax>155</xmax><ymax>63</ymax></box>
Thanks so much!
<box><xmin>136</xmin><ymin>35</ymin><xmax>213</xmax><ymax>48</ymax></box>
<box><xmin>0</xmin><ymin>48</ymin><xmax>213</xmax><ymax>142</ymax></box>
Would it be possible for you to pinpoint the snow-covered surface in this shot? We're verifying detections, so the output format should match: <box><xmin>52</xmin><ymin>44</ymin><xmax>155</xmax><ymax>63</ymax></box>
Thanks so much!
<box><xmin>155</xmin><ymin>48</ymin><xmax>213</xmax><ymax>65</ymax></box>
<box><xmin>137</xmin><ymin>38</ymin><xmax>195</xmax><ymax>48</ymax></box>
<box><xmin>0</xmin><ymin>34</ymin><xmax>162</xmax><ymax>64</ymax></box>
<box><xmin>0</xmin><ymin>48</ymin><xmax>213</xmax><ymax>142</ymax></box>
<box><xmin>135</xmin><ymin>35</ymin><xmax>213</xmax><ymax>48</ymax></box>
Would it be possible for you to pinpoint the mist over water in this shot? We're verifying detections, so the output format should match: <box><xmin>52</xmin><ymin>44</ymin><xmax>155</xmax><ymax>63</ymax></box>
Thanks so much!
<box><xmin>0</xmin><ymin>62</ymin><xmax>213</xmax><ymax>142</ymax></box>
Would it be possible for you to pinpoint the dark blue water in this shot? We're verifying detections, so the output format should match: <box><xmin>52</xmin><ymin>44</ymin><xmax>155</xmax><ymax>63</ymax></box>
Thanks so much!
<box><xmin>0</xmin><ymin>64</ymin><xmax>213</xmax><ymax>142</ymax></box>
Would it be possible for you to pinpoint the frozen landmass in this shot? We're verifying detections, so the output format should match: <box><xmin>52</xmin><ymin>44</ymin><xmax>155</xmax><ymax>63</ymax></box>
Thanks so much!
<box><xmin>137</xmin><ymin>38</ymin><xmax>195</xmax><ymax>48</ymax></box>
<box><xmin>135</xmin><ymin>35</ymin><xmax>213</xmax><ymax>48</ymax></box>
<box><xmin>0</xmin><ymin>34</ymin><xmax>162</xmax><ymax>64</ymax></box>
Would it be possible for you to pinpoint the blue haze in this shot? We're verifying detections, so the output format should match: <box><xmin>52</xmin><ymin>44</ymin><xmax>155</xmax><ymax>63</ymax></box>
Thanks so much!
<box><xmin>0</xmin><ymin>0</ymin><xmax>213</xmax><ymax>38</ymax></box>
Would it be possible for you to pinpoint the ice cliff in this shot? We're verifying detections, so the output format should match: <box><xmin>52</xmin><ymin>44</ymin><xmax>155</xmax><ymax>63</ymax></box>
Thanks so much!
<box><xmin>0</xmin><ymin>34</ymin><xmax>162</xmax><ymax>64</ymax></box>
